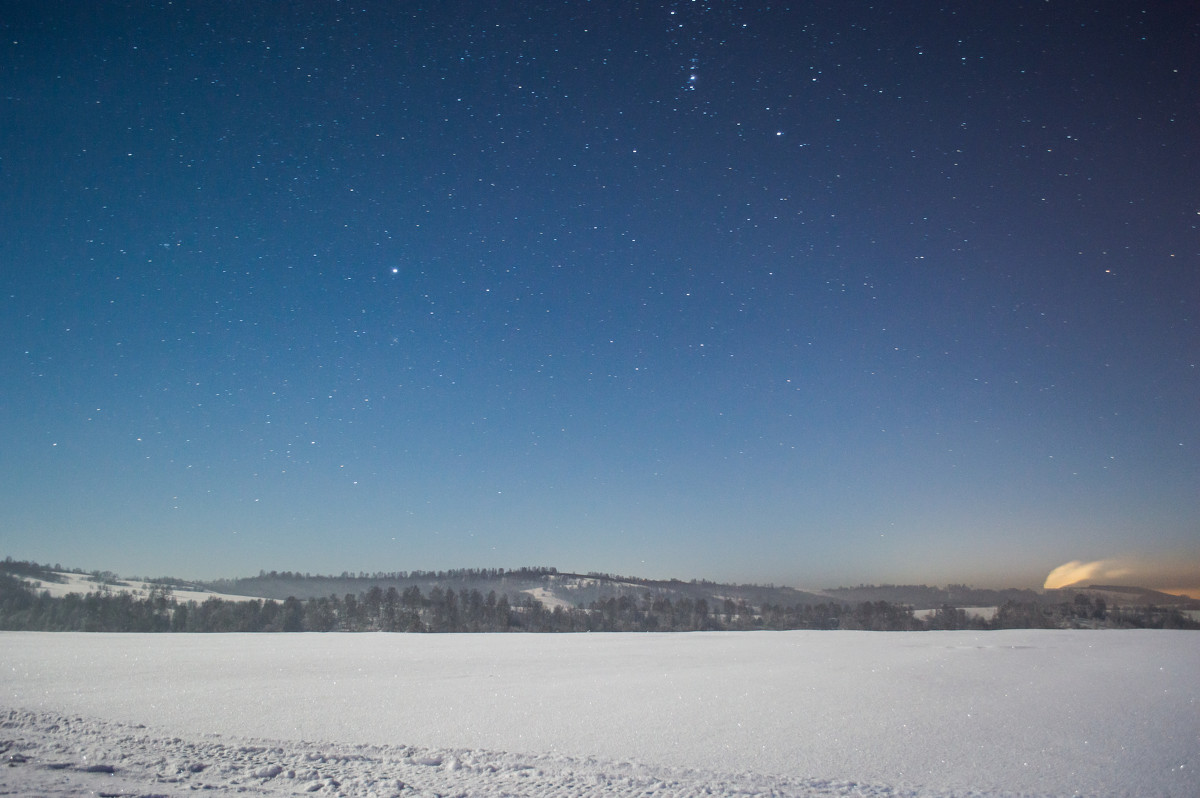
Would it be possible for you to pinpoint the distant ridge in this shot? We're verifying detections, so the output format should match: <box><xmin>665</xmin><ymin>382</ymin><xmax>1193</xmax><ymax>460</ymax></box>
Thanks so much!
<box><xmin>1069</xmin><ymin>584</ymin><xmax>1198</xmax><ymax>605</ymax></box>
<box><xmin>202</xmin><ymin>567</ymin><xmax>836</xmax><ymax>609</ymax></box>
<box><xmin>819</xmin><ymin>584</ymin><xmax>1041</xmax><ymax>610</ymax></box>
<box><xmin>5</xmin><ymin>556</ymin><xmax>1199</xmax><ymax>632</ymax></box>
<box><xmin>5</xmin><ymin>556</ymin><xmax>1198</xmax><ymax>616</ymax></box>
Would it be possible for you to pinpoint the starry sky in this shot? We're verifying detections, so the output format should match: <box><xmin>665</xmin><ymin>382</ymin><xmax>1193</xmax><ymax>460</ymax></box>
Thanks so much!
<box><xmin>2</xmin><ymin>2</ymin><xmax>1197</xmax><ymax>593</ymax></box>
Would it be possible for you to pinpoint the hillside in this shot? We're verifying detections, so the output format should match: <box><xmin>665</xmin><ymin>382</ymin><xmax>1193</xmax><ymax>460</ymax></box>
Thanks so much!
<box><xmin>819</xmin><ymin>583</ymin><xmax>1041</xmax><ymax>610</ymax></box>
<box><xmin>200</xmin><ymin>567</ymin><xmax>836</xmax><ymax>612</ymax></box>
<box><xmin>1051</xmin><ymin>584</ymin><xmax>1200</xmax><ymax>608</ymax></box>
<box><xmin>5</xmin><ymin>557</ymin><xmax>1197</xmax><ymax>633</ymax></box>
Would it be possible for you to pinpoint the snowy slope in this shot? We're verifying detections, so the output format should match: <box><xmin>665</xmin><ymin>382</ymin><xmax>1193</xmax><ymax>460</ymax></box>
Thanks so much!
<box><xmin>2</xmin><ymin>630</ymin><xmax>1196</xmax><ymax>796</ymax></box>
<box><xmin>20</xmin><ymin>571</ymin><xmax>261</xmax><ymax>603</ymax></box>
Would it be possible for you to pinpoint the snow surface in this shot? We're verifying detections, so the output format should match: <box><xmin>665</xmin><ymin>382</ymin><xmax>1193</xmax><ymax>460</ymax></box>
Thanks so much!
<box><xmin>2</xmin><ymin>630</ymin><xmax>1197</xmax><ymax>797</ymax></box>
<box><xmin>522</xmin><ymin>586</ymin><xmax>576</xmax><ymax>610</ymax></box>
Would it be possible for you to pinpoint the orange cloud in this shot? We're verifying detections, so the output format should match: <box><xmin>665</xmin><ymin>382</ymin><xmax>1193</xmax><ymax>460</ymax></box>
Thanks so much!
<box><xmin>1045</xmin><ymin>554</ymin><xmax>1200</xmax><ymax>594</ymax></box>
<box><xmin>1043</xmin><ymin>560</ymin><xmax>1130</xmax><ymax>589</ymax></box>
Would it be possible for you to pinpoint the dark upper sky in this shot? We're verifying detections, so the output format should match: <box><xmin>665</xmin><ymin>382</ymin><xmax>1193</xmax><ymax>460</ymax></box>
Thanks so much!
<box><xmin>2</xmin><ymin>1</ymin><xmax>1197</xmax><ymax>591</ymax></box>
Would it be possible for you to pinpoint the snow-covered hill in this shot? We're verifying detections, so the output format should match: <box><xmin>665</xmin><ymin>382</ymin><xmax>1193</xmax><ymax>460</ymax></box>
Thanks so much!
<box><xmin>201</xmin><ymin>567</ymin><xmax>835</xmax><ymax>609</ymax></box>
<box><xmin>20</xmin><ymin>570</ymin><xmax>261</xmax><ymax>604</ymax></box>
<box><xmin>2</xmin><ymin>630</ymin><xmax>1196</xmax><ymax>796</ymax></box>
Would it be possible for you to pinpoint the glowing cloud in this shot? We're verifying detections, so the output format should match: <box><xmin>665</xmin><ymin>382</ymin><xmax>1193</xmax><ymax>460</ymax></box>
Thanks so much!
<box><xmin>1044</xmin><ymin>554</ymin><xmax>1200</xmax><ymax>595</ymax></box>
<box><xmin>1043</xmin><ymin>560</ymin><xmax>1134</xmax><ymax>589</ymax></box>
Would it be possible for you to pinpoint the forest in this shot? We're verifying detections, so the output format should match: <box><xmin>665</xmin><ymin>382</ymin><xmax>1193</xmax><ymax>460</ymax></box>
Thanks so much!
<box><xmin>2</xmin><ymin>559</ymin><xmax>1196</xmax><ymax>633</ymax></box>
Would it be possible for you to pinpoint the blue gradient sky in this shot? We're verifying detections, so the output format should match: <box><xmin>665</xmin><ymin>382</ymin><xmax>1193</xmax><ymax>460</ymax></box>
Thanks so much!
<box><xmin>2</xmin><ymin>2</ymin><xmax>1197</xmax><ymax>592</ymax></box>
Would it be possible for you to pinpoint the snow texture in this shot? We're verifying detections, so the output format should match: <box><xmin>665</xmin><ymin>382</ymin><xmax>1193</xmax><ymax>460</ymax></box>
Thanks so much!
<box><xmin>2</xmin><ymin>630</ymin><xmax>1196</xmax><ymax>797</ymax></box>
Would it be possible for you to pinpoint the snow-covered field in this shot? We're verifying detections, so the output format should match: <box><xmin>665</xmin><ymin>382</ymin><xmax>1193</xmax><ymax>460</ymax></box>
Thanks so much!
<box><xmin>22</xmin><ymin>571</ymin><xmax>258</xmax><ymax>604</ymax></box>
<box><xmin>2</xmin><ymin>630</ymin><xmax>1196</xmax><ymax>797</ymax></box>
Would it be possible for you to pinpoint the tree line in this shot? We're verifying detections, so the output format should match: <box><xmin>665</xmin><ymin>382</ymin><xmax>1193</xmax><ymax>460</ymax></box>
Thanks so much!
<box><xmin>237</xmin><ymin>566</ymin><xmax>560</xmax><ymax>585</ymax></box>
<box><xmin>2</xmin><ymin>570</ymin><xmax>1195</xmax><ymax>633</ymax></box>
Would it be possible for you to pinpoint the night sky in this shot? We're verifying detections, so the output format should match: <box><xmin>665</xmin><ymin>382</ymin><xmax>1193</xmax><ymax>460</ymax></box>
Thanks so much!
<box><xmin>3</xmin><ymin>2</ymin><xmax>1197</xmax><ymax>593</ymax></box>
